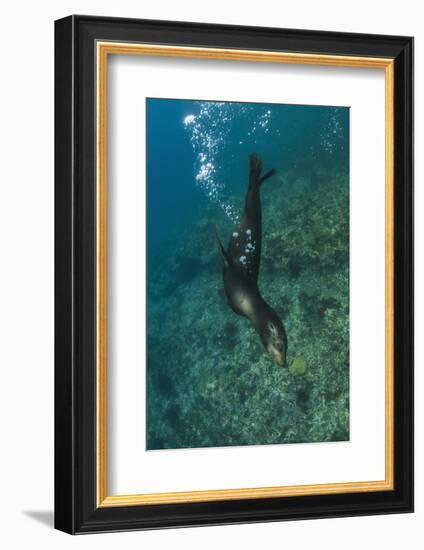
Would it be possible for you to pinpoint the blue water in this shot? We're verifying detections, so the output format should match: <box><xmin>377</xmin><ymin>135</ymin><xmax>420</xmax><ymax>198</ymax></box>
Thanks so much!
<box><xmin>146</xmin><ymin>98</ymin><xmax>349</xmax><ymax>450</ymax></box>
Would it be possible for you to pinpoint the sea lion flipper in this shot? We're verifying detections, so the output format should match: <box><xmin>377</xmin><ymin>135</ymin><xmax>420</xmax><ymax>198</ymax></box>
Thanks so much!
<box><xmin>249</xmin><ymin>154</ymin><xmax>262</xmax><ymax>187</ymax></box>
<box><xmin>218</xmin><ymin>287</ymin><xmax>230</xmax><ymax>306</ymax></box>
<box><xmin>249</xmin><ymin>154</ymin><xmax>276</xmax><ymax>188</ymax></box>
<box><xmin>259</xmin><ymin>168</ymin><xmax>277</xmax><ymax>185</ymax></box>
<box><xmin>215</xmin><ymin>225</ymin><xmax>230</xmax><ymax>267</ymax></box>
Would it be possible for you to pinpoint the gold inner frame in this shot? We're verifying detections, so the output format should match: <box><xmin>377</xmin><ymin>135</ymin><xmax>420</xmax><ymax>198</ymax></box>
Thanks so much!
<box><xmin>96</xmin><ymin>42</ymin><xmax>395</xmax><ymax>508</ymax></box>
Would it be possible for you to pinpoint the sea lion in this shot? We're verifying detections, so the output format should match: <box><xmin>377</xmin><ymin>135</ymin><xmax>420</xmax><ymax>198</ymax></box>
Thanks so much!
<box><xmin>216</xmin><ymin>153</ymin><xmax>287</xmax><ymax>367</ymax></box>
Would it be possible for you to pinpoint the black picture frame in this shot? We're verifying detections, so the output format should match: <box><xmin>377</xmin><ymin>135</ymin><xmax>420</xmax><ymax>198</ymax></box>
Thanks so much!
<box><xmin>55</xmin><ymin>14</ymin><xmax>413</xmax><ymax>534</ymax></box>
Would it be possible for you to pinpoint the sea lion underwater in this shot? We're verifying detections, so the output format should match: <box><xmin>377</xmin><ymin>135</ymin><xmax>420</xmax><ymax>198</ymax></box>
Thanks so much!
<box><xmin>216</xmin><ymin>153</ymin><xmax>288</xmax><ymax>367</ymax></box>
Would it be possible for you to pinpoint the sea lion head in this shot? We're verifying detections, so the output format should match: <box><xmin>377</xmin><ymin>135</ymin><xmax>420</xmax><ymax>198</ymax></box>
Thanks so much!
<box><xmin>259</xmin><ymin>310</ymin><xmax>287</xmax><ymax>367</ymax></box>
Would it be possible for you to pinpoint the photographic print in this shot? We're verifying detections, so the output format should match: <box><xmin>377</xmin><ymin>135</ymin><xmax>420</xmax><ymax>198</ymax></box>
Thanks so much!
<box><xmin>55</xmin><ymin>17</ymin><xmax>413</xmax><ymax>532</ymax></box>
<box><xmin>146</xmin><ymin>98</ymin><xmax>350</xmax><ymax>451</ymax></box>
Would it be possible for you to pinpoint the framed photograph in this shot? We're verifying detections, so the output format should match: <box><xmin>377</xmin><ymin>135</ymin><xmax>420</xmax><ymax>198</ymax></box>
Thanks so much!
<box><xmin>54</xmin><ymin>15</ymin><xmax>413</xmax><ymax>534</ymax></box>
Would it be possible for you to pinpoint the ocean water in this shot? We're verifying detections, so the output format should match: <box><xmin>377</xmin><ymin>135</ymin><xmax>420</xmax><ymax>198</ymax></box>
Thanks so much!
<box><xmin>146</xmin><ymin>98</ymin><xmax>349</xmax><ymax>450</ymax></box>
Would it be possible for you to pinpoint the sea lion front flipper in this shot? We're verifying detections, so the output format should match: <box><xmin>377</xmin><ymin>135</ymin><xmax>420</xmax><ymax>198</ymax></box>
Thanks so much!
<box><xmin>218</xmin><ymin>287</ymin><xmax>234</xmax><ymax>309</ymax></box>
<box><xmin>215</xmin><ymin>225</ymin><xmax>230</xmax><ymax>267</ymax></box>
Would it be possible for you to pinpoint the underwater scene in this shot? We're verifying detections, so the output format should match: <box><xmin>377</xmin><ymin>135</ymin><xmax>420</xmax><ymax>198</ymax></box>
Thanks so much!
<box><xmin>146</xmin><ymin>98</ymin><xmax>349</xmax><ymax>450</ymax></box>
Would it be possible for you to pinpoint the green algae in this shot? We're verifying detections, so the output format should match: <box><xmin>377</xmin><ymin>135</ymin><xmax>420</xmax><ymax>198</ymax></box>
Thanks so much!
<box><xmin>289</xmin><ymin>354</ymin><xmax>307</xmax><ymax>376</ymax></box>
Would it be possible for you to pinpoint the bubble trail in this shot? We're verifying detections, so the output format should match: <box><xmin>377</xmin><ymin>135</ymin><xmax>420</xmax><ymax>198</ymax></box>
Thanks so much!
<box><xmin>182</xmin><ymin>101</ymin><xmax>274</xmax><ymax>225</ymax></box>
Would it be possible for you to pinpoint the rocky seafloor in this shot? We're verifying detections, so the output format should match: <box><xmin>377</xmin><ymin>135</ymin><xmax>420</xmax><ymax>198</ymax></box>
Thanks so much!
<box><xmin>146</xmin><ymin>168</ymin><xmax>350</xmax><ymax>450</ymax></box>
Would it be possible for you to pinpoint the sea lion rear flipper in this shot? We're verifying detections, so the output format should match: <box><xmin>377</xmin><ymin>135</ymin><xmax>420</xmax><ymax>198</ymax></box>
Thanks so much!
<box><xmin>249</xmin><ymin>154</ymin><xmax>276</xmax><ymax>189</ymax></box>
<box><xmin>259</xmin><ymin>168</ymin><xmax>277</xmax><ymax>185</ymax></box>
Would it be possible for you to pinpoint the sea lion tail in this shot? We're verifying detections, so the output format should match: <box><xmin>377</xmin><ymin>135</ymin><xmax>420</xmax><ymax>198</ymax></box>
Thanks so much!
<box><xmin>249</xmin><ymin>153</ymin><xmax>276</xmax><ymax>188</ymax></box>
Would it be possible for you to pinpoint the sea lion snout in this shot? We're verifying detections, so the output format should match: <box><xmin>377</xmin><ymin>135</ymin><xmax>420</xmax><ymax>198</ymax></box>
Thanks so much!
<box><xmin>261</xmin><ymin>318</ymin><xmax>287</xmax><ymax>367</ymax></box>
<box><xmin>267</xmin><ymin>342</ymin><xmax>287</xmax><ymax>367</ymax></box>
